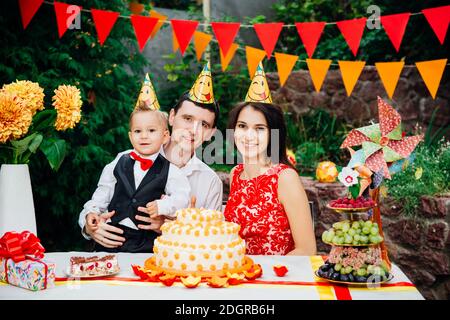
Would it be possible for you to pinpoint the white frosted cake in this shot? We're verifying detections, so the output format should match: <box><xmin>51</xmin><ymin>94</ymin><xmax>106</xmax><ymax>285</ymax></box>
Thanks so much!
<box><xmin>151</xmin><ymin>208</ymin><xmax>246</xmax><ymax>276</ymax></box>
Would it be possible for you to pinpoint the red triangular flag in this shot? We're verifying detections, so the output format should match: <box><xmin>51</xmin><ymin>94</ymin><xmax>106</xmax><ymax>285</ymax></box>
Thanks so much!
<box><xmin>54</xmin><ymin>2</ymin><xmax>82</xmax><ymax>38</ymax></box>
<box><xmin>171</xmin><ymin>19</ymin><xmax>199</xmax><ymax>55</ymax></box>
<box><xmin>336</xmin><ymin>17</ymin><xmax>367</xmax><ymax>56</ymax></box>
<box><xmin>422</xmin><ymin>5</ymin><xmax>450</xmax><ymax>45</ymax></box>
<box><xmin>295</xmin><ymin>22</ymin><xmax>326</xmax><ymax>58</ymax></box>
<box><xmin>211</xmin><ymin>22</ymin><xmax>241</xmax><ymax>56</ymax></box>
<box><xmin>380</xmin><ymin>13</ymin><xmax>411</xmax><ymax>52</ymax></box>
<box><xmin>130</xmin><ymin>15</ymin><xmax>159</xmax><ymax>52</ymax></box>
<box><xmin>91</xmin><ymin>9</ymin><xmax>120</xmax><ymax>46</ymax></box>
<box><xmin>18</xmin><ymin>0</ymin><xmax>44</xmax><ymax>29</ymax></box>
<box><xmin>254</xmin><ymin>22</ymin><xmax>283</xmax><ymax>59</ymax></box>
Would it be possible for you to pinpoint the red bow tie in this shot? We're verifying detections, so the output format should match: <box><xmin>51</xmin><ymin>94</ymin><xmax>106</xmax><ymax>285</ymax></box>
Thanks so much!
<box><xmin>130</xmin><ymin>151</ymin><xmax>154</xmax><ymax>171</ymax></box>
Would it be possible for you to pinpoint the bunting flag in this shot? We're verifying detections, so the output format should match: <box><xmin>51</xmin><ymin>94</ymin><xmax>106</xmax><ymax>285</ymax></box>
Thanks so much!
<box><xmin>415</xmin><ymin>59</ymin><xmax>448</xmax><ymax>99</ymax></box>
<box><xmin>338</xmin><ymin>60</ymin><xmax>366</xmax><ymax>96</ymax></box>
<box><xmin>130</xmin><ymin>15</ymin><xmax>159</xmax><ymax>52</ymax></box>
<box><xmin>295</xmin><ymin>22</ymin><xmax>326</xmax><ymax>58</ymax></box>
<box><xmin>422</xmin><ymin>5</ymin><xmax>450</xmax><ymax>45</ymax></box>
<box><xmin>54</xmin><ymin>1</ymin><xmax>82</xmax><ymax>38</ymax></box>
<box><xmin>172</xmin><ymin>30</ymin><xmax>179</xmax><ymax>52</ymax></box>
<box><xmin>274</xmin><ymin>52</ymin><xmax>298</xmax><ymax>86</ymax></box>
<box><xmin>375</xmin><ymin>61</ymin><xmax>405</xmax><ymax>99</ymax></box>
<box><xmin>149</xmin><ymin>10</ymin><xmax>168</xmax><ymax>39</ymax></box>
<box><xmin>254</xmin><ymin>22</ymin><xmax>283</xmax><ymax>59</ymax></box>
<box><xmin>171</xmin><ymin>19</ymin><xmax>199</xmax><ymax>55</ymax></box>
<box><xmin>211</xmin><ymin>22</ymin><xmax>241</xmax><ymax>56</ymax></box>
<box><xmin>220</xmin><ymin>43</ymin><xmax>238</xmax><ymax>71</ymax></box>
<box><xmin>91</xmin><ymin>9</ymin><xmax>120</xmax><ymax>46</ymax></box>
<box><xmin>193</xmin><ymin>31</ymin><xmax>213</xmax><ymax>61</ymax></box>
<box><xmin>380</xmin><ymin>13</ymin><xmax>411</xmax><ymax>52</ymax></box>
<box><xmin>18</xmin><ymin>0</ymin><xmax>44</xmax><ymax>29</ymax></box>
<box><xmin>336</xmin><ymin>17</ymin><xmax>367</xmax><ymax>56</ymax></box>
<box><xmin>245</xmin><ymin>46</ymin><xmax>266</xmax><ymax>78</ymax></box>
<box><xmin>306</xmin><ymin>58</ymin><xmax>332</xmax><ymax>92</ymax></box>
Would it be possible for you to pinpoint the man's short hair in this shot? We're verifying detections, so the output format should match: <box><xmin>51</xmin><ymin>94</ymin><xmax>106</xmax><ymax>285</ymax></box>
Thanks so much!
<box><xmin>172</xmin><ymin>91</ymin><xmax>219</xmax><ymax>128</ymax></box>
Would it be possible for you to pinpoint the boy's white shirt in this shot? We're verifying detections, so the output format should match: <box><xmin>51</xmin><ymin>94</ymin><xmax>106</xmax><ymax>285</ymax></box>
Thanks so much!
<box><xmin>78</xmin><ymin>149</ymin><xmax>191</xmax><ymax>239</ymax></box>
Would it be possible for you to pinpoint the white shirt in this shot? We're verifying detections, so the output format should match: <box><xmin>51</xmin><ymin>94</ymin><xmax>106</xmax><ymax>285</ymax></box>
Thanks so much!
<box><xmin>78</xmin><ymin>150</ymin><xmax>190</xmax><ymax>239</ymax></box>
<box><xmin>160</xmin><ymin>148</ymin><xmax>223</xmax><ymax>212</ymax></box>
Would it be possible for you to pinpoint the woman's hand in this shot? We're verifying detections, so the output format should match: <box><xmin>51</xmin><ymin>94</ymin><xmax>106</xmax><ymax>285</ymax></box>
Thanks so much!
<box><xmin>85</xmin><ymin>211</ymin><xmax>126</xmax><ymax>248</ymax></box>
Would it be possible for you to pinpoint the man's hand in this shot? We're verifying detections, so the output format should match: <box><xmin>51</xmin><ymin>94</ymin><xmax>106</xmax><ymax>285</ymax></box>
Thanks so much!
<box><xmin>85</xmin><ymin>210</ymin><xmax>125</xmax><ymax>248</ymax></box>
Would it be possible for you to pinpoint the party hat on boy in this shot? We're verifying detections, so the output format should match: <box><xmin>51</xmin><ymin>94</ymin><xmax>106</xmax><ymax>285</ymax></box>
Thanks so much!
<box><xmin>245</xmin><ymin>62</ymin><xmax>272</xmax><ymax>103</ymax></box>
<box><xmin>188</xmin><ymin>62</ymin><xmax>215</xmax><ymax>104</ymax></box>
<box><xmin>135</xmin><ymin>73</ymin><xmax>160</xmax><ymax>110</ymax></box>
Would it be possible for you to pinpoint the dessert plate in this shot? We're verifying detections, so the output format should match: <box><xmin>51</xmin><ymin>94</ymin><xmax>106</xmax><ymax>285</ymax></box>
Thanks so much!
<box><xmin>314</xmin><ymin>270</ymin><xmax>393</xmax><ymax>286</ymax></box>
<box><xmin>64</xmin><ymin>267</ymin><xmax>120</xmax><ymax>279</ymax></box>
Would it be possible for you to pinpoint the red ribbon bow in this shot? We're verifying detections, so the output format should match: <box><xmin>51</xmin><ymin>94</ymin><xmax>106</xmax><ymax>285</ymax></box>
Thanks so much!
<box><xmin>130</xmin><ymin>151</ymin><xmax>154</xmax><ymax>171</ymax></box>
<box><xmin>0</xmin><ymin>231</ymin><xmax>45</xmax><ymax>263</ymax></box>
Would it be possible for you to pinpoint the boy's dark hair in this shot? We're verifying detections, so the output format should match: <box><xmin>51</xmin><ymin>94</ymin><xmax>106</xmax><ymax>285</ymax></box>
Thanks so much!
<box><xmin>227</xmin><ymin>101</ymin><xmax>295</xmax><ymax>170</ymax></box>
<box><xmin>172</xmin><ymin>91</ymin><xmax>220</xmax><ymax>128</ymax></box>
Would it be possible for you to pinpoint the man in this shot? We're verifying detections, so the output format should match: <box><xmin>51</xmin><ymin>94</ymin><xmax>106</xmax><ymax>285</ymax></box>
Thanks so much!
<box><xmin>79</xmin><ymin>63</ymin><xmax>223</xmax><ymax>250</ymax></box>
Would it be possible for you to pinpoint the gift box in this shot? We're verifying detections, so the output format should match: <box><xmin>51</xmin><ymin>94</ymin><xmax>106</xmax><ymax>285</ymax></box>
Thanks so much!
<box><xmin>0</xmin><ymin>231</ymin><xmax>56</xmax><ymax>291</ymax></box>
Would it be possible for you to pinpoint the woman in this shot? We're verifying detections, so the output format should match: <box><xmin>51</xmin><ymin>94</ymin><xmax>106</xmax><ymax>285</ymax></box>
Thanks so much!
<box><xmin>224</xmin><ymin>101</ymin><xmax>316</xmax><ymax>256</ymax></box>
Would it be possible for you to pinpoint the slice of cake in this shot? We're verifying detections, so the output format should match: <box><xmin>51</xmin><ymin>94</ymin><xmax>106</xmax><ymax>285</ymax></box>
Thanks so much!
<box><xmin>69</xmin><ymin>255</ymin><xmax>119</xmax><ymax>277</ymax></box>
<box><xmin>150</xmin><ymin>208</ymin><xmax>247</xmax><ymax>276</ymax></box>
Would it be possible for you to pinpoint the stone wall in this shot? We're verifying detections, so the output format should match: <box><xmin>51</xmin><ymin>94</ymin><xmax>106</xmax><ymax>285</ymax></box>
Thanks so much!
<box><xmin>266</xmin><ymin>68</ymin><xmax>450</xmax><ymax>133</ymax></box>
<box><xmin>219</xmin><ymin>173</ymin><xmax>450</xmax><ymax>300</ymax></box>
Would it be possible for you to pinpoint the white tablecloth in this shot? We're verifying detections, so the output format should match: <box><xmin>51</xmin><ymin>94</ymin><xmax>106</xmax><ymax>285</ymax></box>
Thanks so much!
<box><xmin>0</xmin><ymin>252</ymin><xmax>423</xmax><ymax>300</ymax></box>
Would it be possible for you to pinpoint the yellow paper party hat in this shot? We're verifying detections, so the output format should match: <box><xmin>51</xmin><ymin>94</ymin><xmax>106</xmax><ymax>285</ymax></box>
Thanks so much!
<box><xmin>135</xmin><ymin>73</ymin><xmax>160</xmax><ymax>110</ymax></box>
<box><xmin>245</xmin><ymin>62</ymin><xmax>272</xmax><ymax>103</ymax></box>
<box><xmin>188</xmin><ymin>62</ymin><xmax>215</xmax><ymax>104</ymax></box>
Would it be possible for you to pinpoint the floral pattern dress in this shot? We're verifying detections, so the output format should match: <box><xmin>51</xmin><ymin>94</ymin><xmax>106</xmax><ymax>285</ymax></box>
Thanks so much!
<box><xmin>224</xmin><ymin>163</ymin><xmax>295</xmax><ymax>255</ymax></box>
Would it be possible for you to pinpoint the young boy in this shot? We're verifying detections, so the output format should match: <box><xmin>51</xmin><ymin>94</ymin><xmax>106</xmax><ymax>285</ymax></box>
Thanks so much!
<box><xmin>79</xmin><ymin>74</ymin><xmax>190</xmax><ymax>253</ymax></box>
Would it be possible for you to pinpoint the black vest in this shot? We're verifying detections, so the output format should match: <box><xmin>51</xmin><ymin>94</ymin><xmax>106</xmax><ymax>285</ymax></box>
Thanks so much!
<box><xmin>108</xmin><ymin>153</ymin><xmax>170</xmax><ymax>226</ymax></box>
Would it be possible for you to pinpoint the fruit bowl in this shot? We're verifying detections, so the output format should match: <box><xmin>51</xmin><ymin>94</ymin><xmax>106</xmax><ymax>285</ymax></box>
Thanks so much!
<box><xmin>326</xmin><ymin>204</ymin><xmax>376</xmax><ymax>213</ymax></box>
<box><xmin>314</xmin><ymin>270</ymin><xmax>393</xmax><ymax>286</ymax></box>
<box><xmin>322</xmin><ymin>240</ymin><xmax>380</xmax><ymax>247</ymax></box>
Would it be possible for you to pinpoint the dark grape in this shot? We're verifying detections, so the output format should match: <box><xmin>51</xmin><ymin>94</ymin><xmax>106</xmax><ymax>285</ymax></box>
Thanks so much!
<box><xmin>331</xmin><ymin>272</ymin><xmax>340</xmax><ymax>281</ymax></box>
<box><xmin>348</xmin><ymin>274</ymin><xmax>355</xmax><ymax>282</ymax></box>
<box><xmin>340</xmin><ymin>274</ymin><xmax>349</xmax><ymax>282</ymax></box>
<box><xmin>355</xmin><ymin>276</ymin><xmax>367</xmax><ymax>283</ymax></box>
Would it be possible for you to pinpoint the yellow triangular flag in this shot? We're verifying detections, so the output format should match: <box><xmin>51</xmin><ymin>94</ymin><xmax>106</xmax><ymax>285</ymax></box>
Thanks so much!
<box><xmin>375</xmin><ymin>61</ymin><xmax>404</xmax><ymax>99</ymax></box>
<box><xmin>306</xmin><ymin>58</ymin><xmax>332</xmax><ymax>92</ymax></box>
<box><xmin>338</xmin><ymin>60</ymin><xmax>366</xmax><ymax>96</ymax></box>
<box><xmin>193</xmin><ymin>31</ymin><xmax>213</xmax><ymax>61</ymax></box>
<box><xmin>245</xmin><ymin>46</ymin><xmax>266</xmax><ymax>78</ymax></box>
<box><xmin>274</xmin><ymin>52</ymin><xmax>298</xmax><ymax>87</ymax></box>
<box><xmin>149</xmin><ymin>10</ymin><xmax>167</xmax><ymax>39</ymax></box>
<box><xmin>415</xmin><ymin>59</ymin><xmax>447</xmax><ymax>99</ymax></box>
<box><xmin>220</xmin><ymin>43</ymin><xmax>238</xmax><ymax>71</ymax></box>
<box><xmin>172</xmin><ymin>30</ymin><xmax>179</xmax><ymax>52</ymax></box>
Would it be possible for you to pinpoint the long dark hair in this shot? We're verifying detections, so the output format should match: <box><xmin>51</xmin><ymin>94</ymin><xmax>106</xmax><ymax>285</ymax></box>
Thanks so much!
<box><xmin>227</xmin><ymin>102</ymin><xmax>295</xmax><ymax>169</ymax></box>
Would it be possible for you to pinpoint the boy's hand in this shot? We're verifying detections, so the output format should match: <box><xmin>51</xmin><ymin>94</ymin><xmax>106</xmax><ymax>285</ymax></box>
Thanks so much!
<box><xmin>85</xmin><ymin>210</ymin><xmax>125</xmax><ymax>248</ymax></box>
<box><xmin>86</xmin><ymin>212</ymin><xmax>100</xmax><ymax>231</ymax></box>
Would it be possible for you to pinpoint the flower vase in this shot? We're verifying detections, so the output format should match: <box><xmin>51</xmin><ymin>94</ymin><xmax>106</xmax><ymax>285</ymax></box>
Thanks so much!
<box><xmin>0</xmin><ymin>164</ymin><xmax>37</xmax><ymax>236</ymax></box>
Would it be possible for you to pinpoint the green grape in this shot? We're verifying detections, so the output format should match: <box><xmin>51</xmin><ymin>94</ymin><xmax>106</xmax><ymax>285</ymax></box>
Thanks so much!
<box><xmin>352</xmin><ymin>240</ymin><xmax>359</xmax><ymax>246</ymax></box>
<box><xmin>352</xmin><ymin>221</ymin><xmax>360</xmax><ymax>229</ymax></box>
<box><xmin>362</xmin><ymin>227</ymin><xmax>371</xmax><ymax>235</ymax></box>
<box><xmin>369</xmin><ymin>235</ymin><xmax>379</xmax><ymax>244</ymax></box>
<box><xmin>344</xmin><ymin>234</ymin><xmax>353</xmax><ymax>244</ymax></box>
<box><xmin>356</xmin><ymin>228</ymin><xmax>362</xmax><ymax>234</ymax></box>
<box><xmin>333</xmin><ymin>222</ymin><xmax>343</xmax><ymax>230</ymax></box>
<box><xmin>336</xmin><ymin>230</ymin><xmax>343</xmax><ymax>236</ymax></box>
<box><xmin>348</xmin><ymin>229</ymin><xmax>356</xmax><ymax>236</ymax></box>
<box><xmin>337</xmin><ymin>237</ymin><xmax>345</xmax><ymax>245</ymax></box>
<box><xmin>332</xmin><ymin>236</ymin><xmax>340</xmax><ymax>244</ymax></box>
<box><xmin>345</xmin><ymin>266</ymin><xmax>353</xmax><ymax>274</ymax></box>
<box><xmin>370</xmin><ymin>227</ymin><xmax>379</xmax><ymax>236</ymax></box>
<box><xmin>342</xmin><ymin>223</ymin><xmax>350</xmax><ymax>233</ymax></box>
<box><xmin>359</xmin><ymin>220</ymin><xmax>365</xmax><ymax>228</ymax></box>
<box><xmin>325</xmin><ymin>233</ymin><xmax>334</xmax><ymax>243</ymax></box>
<box><xmin>357</xmin><ymin>268</ymin><xmax>367</xmax><ymax>276</ymax></box>
<box><xmin>360</xmin><ymin>235</ymin><xmax>369</xmax><ymax>244</ymax></box>
<box><xmin>328</xmin><ymin>229</ymin><xmax>335</xmax><ymax>238</ymax></box>
<box><xmin>340</xmin><ymin>268</ymin><xmax>347</xmax><ymax>275</ymax></box>
<box><xmin>367</xmin><ymin>265</ymin><xmax>375</xmax><ymax>274</ymax></box>
<box><xmin>353</xmin><ymin>234</ymin><xmax>361</xmax><ymax>242</ymax></box>
<box><xmin>334</xmin><ymin>263</ymin><xmax>342</xmax><ymax>271</ymax></box>
<box><xmin>322</xmin><ymin>232</ymin><xmax>328</xmax><ymax>243</ymax></box>
<box><xmin>364</xmin><ymin>220</ymin><xmax>373</xmax><ymax>228</ymax></box>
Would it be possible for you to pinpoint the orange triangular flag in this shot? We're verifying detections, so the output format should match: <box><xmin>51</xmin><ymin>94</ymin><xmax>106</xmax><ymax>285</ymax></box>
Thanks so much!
<box><xmin>375</xmin><ymin>61</ymin><xmax>404</xmax><ymax>98</ymax></box>
<box><xmin>306</xmin><ymin>59</ymin><xmax>332</xmax><ymax>92</ymax></box>
<box><xmin>338</xmin><ymin>60</ymin><xmax>366</xmax><ymax>96</ymax></box>
<box><xmin>220</xmin><ymin>43</ymin><xmax>238</xmax><ymax>71</ymax></box>
<box><xmin>245</xmin><ymin>46</ymin><xmax>266</xmax><ymax>78</ymax></box>
<box><xmin>172</xmin><ymin>30</ymin><xmax>179</xmax><ymax>52</ymax></box>
<box><xmin>193</xmin><ymin>31</ymin><xmax>213</xmax><ymax>61</ymax></box>
<box><xmin>415</xmin><ymin>59</ymin><xmax>447</xmax><ymax>99</ymax></box>
<box><xmin>149</xmin><ymin>10</ymin><xmax>167</xmax><ymax>39</ymax></box>
<box><xmin>274</xmin><ymin>52</ymin><xmax>298</xmax><ymax>86</ymax></box>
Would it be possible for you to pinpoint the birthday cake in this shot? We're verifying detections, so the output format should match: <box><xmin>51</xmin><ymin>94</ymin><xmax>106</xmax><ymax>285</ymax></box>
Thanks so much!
<box><xmin>69</xmin><ymin>255</ymin><xmax>120</xmax><ymax>276</ymax></box>
<box><xmin>147</xmin><ymin>208</ymin><xmax>248</xmax><ymax>276</ymax></box>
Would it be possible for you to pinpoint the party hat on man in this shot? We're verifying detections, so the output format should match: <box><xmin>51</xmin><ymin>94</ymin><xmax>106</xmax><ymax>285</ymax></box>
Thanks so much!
<box><xmin>135</xmin><ymin>73</ymin><xmax>160</xmax><ymax>110</ymax></box>
<box><xmin>245</xmin><ymin>62</ymin><xmax>272</xmax><ymax>103</ymax></box>
<box><xmin>188</xmin><ymin>62</ymin><xmax>215</xmax><ymax>104</ymax></box>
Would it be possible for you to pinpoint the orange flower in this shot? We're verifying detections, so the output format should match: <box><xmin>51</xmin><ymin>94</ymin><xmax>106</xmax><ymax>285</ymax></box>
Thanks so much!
<box><xmin>226</xmin><ymin>272</ymin><xmax>245</xmax><ymax>285</ymax></box>
<box><xmin>159</xmin><ymin>274</ymin><xmax>177</xmax><ymax>286</ymax></box>
<box><xmin>207</xmin><ymin>276</ymin><xmax>229</xmax><ymax>288</ymax></box>
<box><xmin>243</xmin><ymin>264</ymin><xmax>263</xmax><ymax>280</ymax></box>
<box><xmin>180</xmin><ymin>275</ymin><xmax>202</xmax><ymax>288</ymax></box>
<box><xmin>52</xmin><ymin>85</ymin><xmax>82</xmax><ymax>131</ymax></box>
<box><xmin>273</xmin><ymin>265</ymin><xmax>288</xmax><ymax>277</ymax></box>
<box><xmin>2</xmin><ymin>80</ymin><xmax>45</xmax><ymax>116</ymax></box>
<box><xmin>0</xmin><ymin>91</ymin><xmax>32</xmax><ymax>143</ymax></box>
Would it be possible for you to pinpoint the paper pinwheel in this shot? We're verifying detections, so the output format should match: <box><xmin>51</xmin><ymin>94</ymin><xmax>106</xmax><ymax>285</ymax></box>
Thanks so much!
<box><xmin>341</xmin><ymin>97</ymin><xmax>423</xmax><ymax>179</ymax></box>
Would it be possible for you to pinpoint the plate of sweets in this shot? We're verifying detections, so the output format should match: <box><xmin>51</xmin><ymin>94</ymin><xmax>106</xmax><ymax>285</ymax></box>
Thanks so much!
<box><xmin>65</xmin><ymin>255</ymin><xmax>120</xmax><ymax>278</ymax></box>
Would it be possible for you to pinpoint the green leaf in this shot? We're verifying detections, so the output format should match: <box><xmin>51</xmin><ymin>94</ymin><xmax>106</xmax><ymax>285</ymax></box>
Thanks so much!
<box><xmin>349</xmin><ymin>183</ymin><xmax>360</xmax><ymax>199</ymax></box>
<box><xmin>40</xmin><ymin>138</ymin><xmax>66</xmax><ymax>171</ymax></box>
<box><xmin>28</xmin><ymin>134</ymin><xmax>43</xmax><ymax>153</ymax></box>
<box><xmin>32</xmin><ymin>109</ymin><xmax>57</xmax><ymax>132</ymax></box>
<box><xmin>10</xmin><ymin>133</ymin><xmax>37</xmax><ymax>156</ymax></box>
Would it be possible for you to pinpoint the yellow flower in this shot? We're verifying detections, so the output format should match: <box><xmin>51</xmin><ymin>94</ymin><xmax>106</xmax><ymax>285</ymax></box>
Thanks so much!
<box><xmin>52</xmin><ymin>85</ymin><xmax>82</xmax><ymax>131</ymax></box>
<box><xmin>0</xmin><ymin>91</ymin><xmax>32</xmax><ymax>143</ymax></box>
<box><xmin>2</xmin><ymin>80</ymin><xmax>45</xmax><ymax>116</ymax></box>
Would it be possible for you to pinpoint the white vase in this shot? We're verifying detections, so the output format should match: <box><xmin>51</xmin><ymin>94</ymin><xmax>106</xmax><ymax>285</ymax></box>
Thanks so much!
<box><xmin>0</xmin><ymin>164</ymin><xmax>37</xmax><ymax>236</ymax></box>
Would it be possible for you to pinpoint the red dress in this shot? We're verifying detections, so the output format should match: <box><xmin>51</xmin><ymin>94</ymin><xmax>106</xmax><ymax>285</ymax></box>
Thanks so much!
<box><xmin>224</xmin><ymin>164</ymin><xmax>295</xmax><ymax>255</ymax></box>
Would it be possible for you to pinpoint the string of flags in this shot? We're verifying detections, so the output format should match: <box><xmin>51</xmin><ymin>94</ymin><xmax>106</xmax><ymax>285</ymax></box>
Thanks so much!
<box><xmin>17</xmin><ymin>0</ymin><xmax>450</xmax><ymax>98</ymax></box>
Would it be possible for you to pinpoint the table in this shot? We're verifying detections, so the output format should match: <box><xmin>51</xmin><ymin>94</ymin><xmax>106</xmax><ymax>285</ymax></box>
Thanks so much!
<box><xmin>0</xmin><ymin>252</ymin><xmax>423</xmax><ymax>300</ymax></box>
